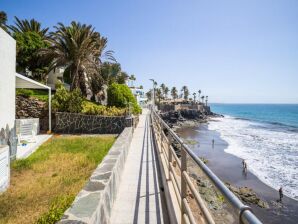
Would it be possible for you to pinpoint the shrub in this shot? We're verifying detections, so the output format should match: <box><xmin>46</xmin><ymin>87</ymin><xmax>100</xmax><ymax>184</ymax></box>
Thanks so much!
<box><xmin>68</xmin><ymin>88</ymin><xmax>84</xmax><ymax>113</ymax></box>
<box><xmin>82</xmin><ymin>101</ymin><xmax>126</xmax><ymax>116</ymax></box>
<box><xmin>107</xmin><ymin>83</ymin><xmax>142</xmax><ymax>114</ymax></box>
<box><xmin>16</xmin><ymin>89</ymin><xmax>34</xmax><ymax>98</ymax></box>
<box><xmin>52</xmin><ymin>86</ymin><xmax>83</xmax><ymax>113</ymax></box>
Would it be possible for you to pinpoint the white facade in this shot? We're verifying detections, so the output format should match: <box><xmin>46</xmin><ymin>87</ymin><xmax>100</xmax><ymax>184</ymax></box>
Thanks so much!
<box><xmin>47</xmin><ymin>67</ymin><xmax>70</xmax><ymax>90</ymax></box>
<box><xmin>0</xmin><ymin>28</ymin><xmax>16</xmax><ymax>134</ymax></box>
<box><xmin>0</xmin><ymin>28</ymin><xmax>15</xmax><ymax>192</ymax></box>
<box><xmin>131</xmin><ymin>87</ymin><xmax>147</xmax><ymax>106</ymax></box>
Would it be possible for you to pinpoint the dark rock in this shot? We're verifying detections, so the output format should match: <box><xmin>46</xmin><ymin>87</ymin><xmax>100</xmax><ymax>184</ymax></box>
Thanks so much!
<box><xmin>225</xmin><ymin>182</ymin><xmax>269</xmax><ymax>209</ymax></box>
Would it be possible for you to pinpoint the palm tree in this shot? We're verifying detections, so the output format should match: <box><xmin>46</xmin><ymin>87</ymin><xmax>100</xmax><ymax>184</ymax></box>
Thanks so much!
<box><xmin>160</xmin><ymin>83</ymin><xmax>166</xmax><ymax>99</ymax></box>
<box><xmin>171</xmin><ymin>87</ymin><xmax>178</xmax><ymax>101</ymax></box>
<box><xmin>40</xmin><ymin>21</ymin><xmax>114</xmax><ymax>93</ymax></box>
<box><xmin>156</xmin><ymin>88</ymin><xmax>162</xmax><ymax>104</ymax></box>
<box><xmin>201</xmin><ymin>95</ymin><xmax>205</xmax><ymax>105</ymax></box>
<box><xmin>198</xmin><ymin>90</ymin><xmax>201</xmax><ymax>103</ymax></box>
<box><xmin>8</xmin><ymin>17</ymin><xmax>49</xmax><ymax>37</ymax></box>
<box><xmin>129</xmin><ymin>74</ymin><xmax>136</xmax><ymax>87</ymax></box>
<box><xmin>181</xmin><ymin>85</ymin><xmax>189</xmax><ymax>100</ymax></box>
<box><xmin>193</xmin><ymin>92</ymin><xmax>196</xmax><ymax>103</ymax></box>
<box><xmin>139</xmin><ymin>85</ymin><xmax>143</xmax><ymax>89</ymax></box>
<box><xmin>0</xmin><ymin>11</ymin><xmax>8</xmax><ymax>32</ymax></box>
<box><xmin>164</xmin><ymin>86</ymin><xmax>169</xmax><ymax>99</ymax></box>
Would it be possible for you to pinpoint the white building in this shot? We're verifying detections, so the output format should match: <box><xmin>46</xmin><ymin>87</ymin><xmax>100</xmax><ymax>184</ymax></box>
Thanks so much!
<box><xmin>0</xmin><ymin>28</ymin><xmax>16</xmax><ymax>192</ymax></box>
<box><xmin>130</xmin><ymin>87</ymin><xmax>147</xmax><ymax>107</ymax></box>
<box><xmin>46</xmin><ymin>67</ymin><xmax>70</xmax><ymax>90</ymax></box>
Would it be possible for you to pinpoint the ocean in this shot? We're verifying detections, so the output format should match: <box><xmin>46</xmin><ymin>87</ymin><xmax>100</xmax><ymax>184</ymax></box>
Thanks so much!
<box><xmin>209</xmin><ymin>104</ymin><xmax>298</xmax><ymax>201</ymax></box>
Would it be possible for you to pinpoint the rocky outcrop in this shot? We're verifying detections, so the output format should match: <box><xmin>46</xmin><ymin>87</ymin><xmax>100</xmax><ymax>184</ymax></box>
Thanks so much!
<box><xmin>225</xmin><ymin>182</ymin><xmax>269</xmax><ymax>208</ymax></box>
<box><xmin>16</xmin><ymin>96</ymin><xmax>50</xmax><ymax>131</ymax></box>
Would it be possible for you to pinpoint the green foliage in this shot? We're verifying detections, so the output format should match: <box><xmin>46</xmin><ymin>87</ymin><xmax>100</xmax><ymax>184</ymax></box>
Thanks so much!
<box><xmin>16</xmin><ymin>89</ymin><xmax>33</xmax><ymax>98</ymax></box>
<box><xmin>16</xmin><ymin>88</ymin><xmax>48</xmax><ymax>101</ymax></box>
<box><xmin>52</xmin><ymin>86</ymin><xmax>83</xmax><ymax>113</ymax></box>
<box><xmin>37</xmin><ymin>195</ymin><xmax>75</xmax><ymax>224</ymax></box>
<box><xmin>68</xmin><ymin>88</ymin><xmax>84</xmax><ymax>113</ymax></box>
<box><xmin>107</xmin><ymin>83</ymin><xmax>142</xmax><ymax>114</ymax></box>
<box><xmin>82</xmin><ymin>101</ymin><xmax>126</xmax><ymax>116</ymax></box>
<box><xmin>14</xmin><ymin>31</ymin><xmax>49</xmax><ymax>78</ymax></box>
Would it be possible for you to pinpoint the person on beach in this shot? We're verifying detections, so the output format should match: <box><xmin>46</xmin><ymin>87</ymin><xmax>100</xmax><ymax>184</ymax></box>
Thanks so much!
<box><xmin>212</xmin><ymin>139</ymin><xmax>215</xmax><ymax>148</ymax></box>
<box><xmin>279</xmin><ymin>187</ymin><xmax>283</xmax><ymax>202</ymax></box>
<box><xmin>242</xmin><ymin>159</ymin><xmax>247</xmax><ymax>173</ymax></box>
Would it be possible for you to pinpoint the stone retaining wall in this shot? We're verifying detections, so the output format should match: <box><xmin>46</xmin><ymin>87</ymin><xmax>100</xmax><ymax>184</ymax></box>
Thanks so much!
<box><xmin>55</xmin><ymin>112</ymin><xmax>137</xmax><ymax>134</ymax></box>
<box><xmin>16</xmin><ymin>96</ymin><xmax>50</xmax><ymax>131</ymax></box>
<box><xmin>58</xmin><ymin>127</ymin><xmax>133</xmax><ymax>224</ymax></box>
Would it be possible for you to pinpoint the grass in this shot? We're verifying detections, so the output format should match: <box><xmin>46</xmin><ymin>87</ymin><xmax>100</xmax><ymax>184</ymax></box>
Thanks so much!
<box><xmin>0</xmin><ymin>135</ymin><xmax>115</xmax><ymax>224</ymax></box>
<box><xmin>16</xmin><ymin>89</ymin><xmax>49</xmax><ymax>102</ymax></box>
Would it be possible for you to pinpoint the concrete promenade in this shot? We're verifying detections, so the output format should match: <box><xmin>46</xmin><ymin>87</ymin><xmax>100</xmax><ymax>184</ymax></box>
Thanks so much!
<box><xmin>110</xmin><ymin>109</ymin><xmax>169</xmax><ymax>224</ymax></box>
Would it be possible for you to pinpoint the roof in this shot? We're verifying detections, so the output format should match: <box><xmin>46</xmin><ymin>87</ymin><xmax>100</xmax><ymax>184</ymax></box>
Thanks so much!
<box><xmin>16</xmin><ymin>73</ymin><xmax>50</xmax><ymax>90</ymax></box>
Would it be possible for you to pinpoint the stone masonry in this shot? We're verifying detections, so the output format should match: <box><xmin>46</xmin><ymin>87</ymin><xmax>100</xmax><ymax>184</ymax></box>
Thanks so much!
<box><xmin>55</xmin><ymin>112</ymin><xmax>136</xmax><ymax>134</ymax></box>
<box><xmin>58</xmin><ymin>127</ymin><xmax>133</xmax><ymax>224</ymax></box>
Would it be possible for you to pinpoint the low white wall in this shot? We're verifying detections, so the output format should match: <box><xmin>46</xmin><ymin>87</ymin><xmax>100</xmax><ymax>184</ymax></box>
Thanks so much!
<box><xmin>0</xmin><ymin>146</ymin><xmax>10</xmax><ymax>193</ymax></box>
<box><xmin>0</xmin><ymin>27</ymin><xmax>16</xmax><ymax>142</ymax></box>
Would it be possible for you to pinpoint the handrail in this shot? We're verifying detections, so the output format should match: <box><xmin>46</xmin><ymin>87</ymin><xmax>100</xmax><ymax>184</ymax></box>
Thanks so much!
<box><xmin>151</xmin><ymin>109</ymin><xmax>262</xmax><ymax>224</ymax></box>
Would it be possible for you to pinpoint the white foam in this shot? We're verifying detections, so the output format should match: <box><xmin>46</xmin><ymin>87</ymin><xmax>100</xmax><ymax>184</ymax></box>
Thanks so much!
<box><xmin>208</xmin><ymin>116</ymin><xmax>298</xmax><ymax>201</ymax></box>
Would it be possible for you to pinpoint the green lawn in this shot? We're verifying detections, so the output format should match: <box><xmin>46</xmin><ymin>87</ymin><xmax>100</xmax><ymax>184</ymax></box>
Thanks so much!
<box><xmin>0</xmin><ymin>135</ymin><xmax>115</xmax><ymax>224</ymax></box>
<box><xmin>16</xmin><ymin>89</ymin><xmax>49</xmax><ymax>102</ymax></box>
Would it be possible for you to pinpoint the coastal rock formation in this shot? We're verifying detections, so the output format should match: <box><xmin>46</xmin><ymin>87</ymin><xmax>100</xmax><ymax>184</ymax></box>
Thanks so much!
<box><xmin>225</xmin><ymin>182</ymin><xmax>269</xmax><ymax>209</ymax></box>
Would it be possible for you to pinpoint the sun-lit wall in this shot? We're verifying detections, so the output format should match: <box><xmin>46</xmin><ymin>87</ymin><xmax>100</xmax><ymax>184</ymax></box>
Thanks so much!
<box><xmin>0</xmin><ymin>28</ymin><xmax>16</xmax><ymax>137</ymax></box>
<box><xmin>0</xmin><ymin>28</ymin><xmax>15</xmax><ymax>192</ymax></box>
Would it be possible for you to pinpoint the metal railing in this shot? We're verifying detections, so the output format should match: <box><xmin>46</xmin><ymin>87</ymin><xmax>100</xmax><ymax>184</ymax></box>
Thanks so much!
<box><xmin>150</xmin><ymin>109</ymin><xmax>262</xmax><ymax>224</ymax></box>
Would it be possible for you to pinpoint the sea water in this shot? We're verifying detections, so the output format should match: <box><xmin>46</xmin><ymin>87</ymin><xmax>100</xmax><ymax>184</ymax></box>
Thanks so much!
<box><xmin>209</xmin><ymin>104</ymin><xmax>298</xmax><ymax>200</ymax></box>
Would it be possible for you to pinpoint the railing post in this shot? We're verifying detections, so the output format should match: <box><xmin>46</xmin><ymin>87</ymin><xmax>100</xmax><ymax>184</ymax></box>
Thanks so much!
<box><xmin>181</xmin><ymin>142</ymin><xmax>187</xmax><ymax>224</ymax></box>
<box><xmin>168</xmin><ymin>135</ymin><xmax>172</xmax><ymax>181</ymax></box>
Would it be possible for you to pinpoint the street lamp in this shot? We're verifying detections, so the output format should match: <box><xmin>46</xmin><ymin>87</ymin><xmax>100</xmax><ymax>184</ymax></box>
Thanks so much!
<box><xmin>149</xmin><ymin>79</ymin><xmax>155</xmax><ymax>109</ymax></box>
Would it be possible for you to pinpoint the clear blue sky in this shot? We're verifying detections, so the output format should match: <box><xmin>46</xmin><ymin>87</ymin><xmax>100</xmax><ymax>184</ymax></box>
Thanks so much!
<box><xmin>1</xmin><ymin>0</ymin><xmax>298</xmax><ymax>103</ymax></box>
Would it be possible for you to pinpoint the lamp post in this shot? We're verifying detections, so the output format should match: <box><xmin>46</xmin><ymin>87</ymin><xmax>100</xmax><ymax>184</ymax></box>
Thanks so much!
<box><xmin>149</xmin><ymin>79</ymin><xmax>155</xmax><ymax>110</ymax></box>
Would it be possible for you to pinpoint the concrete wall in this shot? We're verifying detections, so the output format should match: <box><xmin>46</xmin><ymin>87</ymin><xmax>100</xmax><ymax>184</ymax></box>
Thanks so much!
<box><xmin>0</xmin><ymin>28</ymin><xmax>16</xmax><ymax>143</ymax></box>
<box><xmin>58</xmin><ymin>127</ymin><xmax>133</xmax><ymax>224</ymax></box>
<box><xmin>0</xmin><ymin>146</ymin><xmax>10</xmax><ymax>193</ymax></box>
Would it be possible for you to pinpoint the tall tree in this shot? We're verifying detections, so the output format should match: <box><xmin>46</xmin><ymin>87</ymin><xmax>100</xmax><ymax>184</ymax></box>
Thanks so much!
<box><xmin>0</xmin><ymin>11</ymin><xmax>8</xmax><ymax>32</ymax></box>
<box><xmin>198</xmin><ymin>90</ymin><xmax>201</xmax><ymax>103</ymax></box>
<box><xmin>201</xmin><ymin>95</ymin><xmax>205</xmax><ymax>104</ymax></box>
<box><xmin>164</xmin><ymin>86</ymin><xmax>169</xmax><ymax>99</ymax></box>
<box><xmin>146</xmin><ymin>90</ymin><xmax>152</xmax><ymax>101</ymax></box>
<box><xmin>171</xmin><ymin>87</ymin><xmax>178</xmax><ymax>101</ymax></box>
<box><xmin>160</xmin><ymin>83</ymin><xmax>166</xmax><ymax>99</ymax></box>
<box><xmin>40</xmin><ymin>21</ymin><xmax>114</xmax><ymax>94</ymax></box>
<box><xmin>193</xmin><ymin>92</ymin><xmax>196</xmax><ymax>103</ymax></box>
<box><xmin>156</xmin><ymin>88</ymin><xmax>162</xmax><ymax>104</ymax></box>
<box><xmin>9</xmin><ymin>17</ymin><xmax>50</xmax><ymax>80</ymax></box>
<box><xmin>181</xmin><ymin>85</ymin><xmax>189</xmax><ymax>100</ymax></box>
<box><xmin>9</xmin><ymin>17</ymin><xmax>49</xmax><ymax>37</ymax></box>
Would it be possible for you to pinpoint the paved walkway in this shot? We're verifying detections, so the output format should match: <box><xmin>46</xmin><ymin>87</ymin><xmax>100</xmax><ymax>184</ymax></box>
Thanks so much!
<box><xmin>110</xmin><ymin>109</ymin><xmax>169</xmax><ymax>224</ymax></box>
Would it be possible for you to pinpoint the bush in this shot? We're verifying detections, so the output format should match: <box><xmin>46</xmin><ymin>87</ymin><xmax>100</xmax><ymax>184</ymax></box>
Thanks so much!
<box><xmin>82</xmin><ymin>101</ymin><xmax>126</xmax><ymax>116</ymax></box>
<box><xmin>107</xmin><ymin>83</ymin><xmax>142</xmax><ymax>114</ymax></box>
<box><xmin>52</xmin><ymin>86</ymin><xmax>83</xmax><ymax>113</ymax></box>
<box><xmin>16</xmin><ymin>89</ymin><xmax>34</xmax><ymax>98</ymax></box>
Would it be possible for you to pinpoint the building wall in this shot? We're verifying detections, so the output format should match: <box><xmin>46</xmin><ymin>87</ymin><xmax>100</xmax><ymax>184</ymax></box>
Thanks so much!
<box><xmin>0</xmin><ymin>28</ymin><xmax>16</xmax><ymax>145</ymax></box>
<box><xmin>0</xmin><ymin>28</ymin><xmax>15</xmax><ymax>192</ymax></box>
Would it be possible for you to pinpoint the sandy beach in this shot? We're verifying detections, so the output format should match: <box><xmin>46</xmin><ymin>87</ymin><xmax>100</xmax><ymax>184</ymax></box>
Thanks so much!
<box><xmin>176</xmin><ymin>123</ymin><xmax>298</xmax><ymax>224</ymax></box>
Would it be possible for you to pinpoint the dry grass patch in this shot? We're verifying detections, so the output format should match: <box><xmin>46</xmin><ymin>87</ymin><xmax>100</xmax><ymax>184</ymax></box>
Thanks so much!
<box><xmin>0</xmin><ymin>135</ymin><xmax>115</xmax><ymax>224</ymax></box>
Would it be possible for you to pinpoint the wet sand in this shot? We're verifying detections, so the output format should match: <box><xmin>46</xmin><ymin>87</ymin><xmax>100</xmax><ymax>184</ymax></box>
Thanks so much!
<box><xmin>176</xmin><ymin>123</ymin><xmax>298</xmax><ymax>224</ymax></box>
